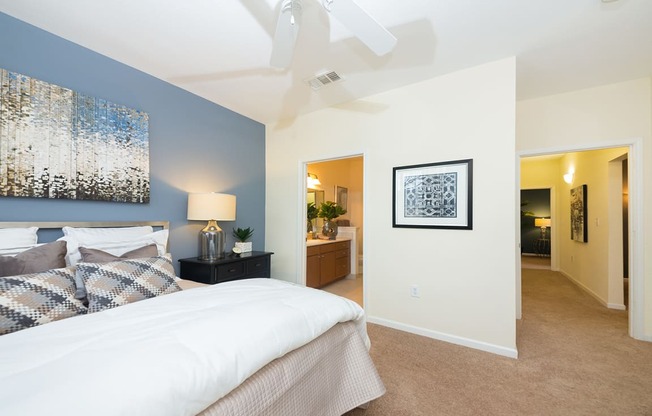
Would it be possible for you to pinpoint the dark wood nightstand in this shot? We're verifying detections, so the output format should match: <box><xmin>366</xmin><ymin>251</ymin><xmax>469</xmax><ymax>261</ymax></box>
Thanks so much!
<box><xmin>178</xmin><ymin>251</ymin><xmax>273</xmax><ymax>285</ymax></box>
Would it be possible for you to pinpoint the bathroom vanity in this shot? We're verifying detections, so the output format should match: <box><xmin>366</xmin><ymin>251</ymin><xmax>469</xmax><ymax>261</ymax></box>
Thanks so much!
<box><xmin>306</xmin><ymin>239</ymin><xmax>351</xmax><ymax>288</ymax></box>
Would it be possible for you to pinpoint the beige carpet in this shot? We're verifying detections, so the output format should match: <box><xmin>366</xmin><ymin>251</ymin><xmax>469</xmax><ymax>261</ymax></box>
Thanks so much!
<box><xmin>521</xmin><ymin>255</ymin><xmax>551</xmax><ymax>270</ymax></box>
<box><xmin>346</xmin><ymin>268</ymin><xmax>652</xmax><ymax>415</ymax></box>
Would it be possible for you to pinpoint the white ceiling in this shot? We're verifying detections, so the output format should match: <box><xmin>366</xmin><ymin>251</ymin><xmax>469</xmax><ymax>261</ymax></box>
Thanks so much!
<box><xmin>1</xmin><ymin>0</ymin><xmax>651</xmax><ymax>125</ymax></box>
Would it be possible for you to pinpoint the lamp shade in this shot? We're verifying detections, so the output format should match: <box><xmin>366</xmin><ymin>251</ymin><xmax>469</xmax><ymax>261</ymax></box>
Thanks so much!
<box><xmin>187</xmin><ymin>193</ymin><xmax>236</xmax><ymax>221</ymax></box>
<box><xmin>534</xmin><ymin>218</ymin><xmax>551</xmax><ymax>228</ymax></box>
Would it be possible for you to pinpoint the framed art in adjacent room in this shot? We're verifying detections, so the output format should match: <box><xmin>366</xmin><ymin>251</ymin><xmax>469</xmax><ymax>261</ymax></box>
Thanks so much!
<box><xmin>570</xmin><ymin>184</ymin><xmax>588</xmax><ymax>242</ymax></box>
<box><xmin>336</xmin><ymin>185</ymin><xmax>348</xmax><ymax>211</ymax></box>
<box><xmin>393</xmin><ymin>159</ymin><xmax>473</xmax><ymax>229</ymax></box>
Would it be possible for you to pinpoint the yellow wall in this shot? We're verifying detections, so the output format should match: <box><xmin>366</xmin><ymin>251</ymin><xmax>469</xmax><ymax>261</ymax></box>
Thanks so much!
<box><xmin>521</xmin><ymin>157</ymin><xmax>562</xmax><ymax>270</ymax></box>
<box><xmin>522</xmin><ymin>149</ymin><xmax>628</xmax><ymax>307</ymax></box>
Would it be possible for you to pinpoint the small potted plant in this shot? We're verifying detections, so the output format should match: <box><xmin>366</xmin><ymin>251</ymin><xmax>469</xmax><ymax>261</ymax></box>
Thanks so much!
<box><xmin>318</xmin><ymin>201</ymin><xmax>347</xmax><ymax>240</ymax></box>
<box><xmin>232</xmin><ymin>227</ymin><xmax>254</xmax><ymax>253</ymax></box>
<box><xmin>307</xmin><ymin>202</ymin><xmax>319</xmax><ymax>238</ymax></box>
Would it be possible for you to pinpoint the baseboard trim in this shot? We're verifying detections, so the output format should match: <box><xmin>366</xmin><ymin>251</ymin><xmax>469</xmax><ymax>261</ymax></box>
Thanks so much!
<box><xmin>367</xmin><ymin>316</ymin><xmax>518</xmax><ymax>359</ymax></box>
<box><xmin>608</xmin><ymin>303</ymin><xmax>626</xmax><ymax>310</ymax></box>
<box><xmin>559</xmin><ymin>270</ymin><xmax>610</xmax><ymax>308</ymax></box>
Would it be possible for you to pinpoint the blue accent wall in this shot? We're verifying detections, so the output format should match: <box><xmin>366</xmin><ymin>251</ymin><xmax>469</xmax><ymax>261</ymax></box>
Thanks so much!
<box><xmin>0</xmin><ymin>13</ymin><xmax>266</xmax><ymax>272</ymax></box>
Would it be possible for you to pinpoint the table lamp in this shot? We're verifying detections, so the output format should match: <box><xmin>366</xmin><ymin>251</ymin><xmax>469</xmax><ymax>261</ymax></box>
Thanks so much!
<box><xmin>187</xmin><ymin>192</ymin><xmax>236</xmax><ymax>261</ymax></box>
<box><xmin>534</xmin><ymin>217</ymin><xmax>551</xmax><ymax>239</ymax></box>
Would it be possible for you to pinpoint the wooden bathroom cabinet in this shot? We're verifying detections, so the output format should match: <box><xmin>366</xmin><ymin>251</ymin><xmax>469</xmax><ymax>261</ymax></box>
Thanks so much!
<box><xmin>306</xmin><ymin>240</ymin><xmax>350</xmax><ymax>288</ymax></box>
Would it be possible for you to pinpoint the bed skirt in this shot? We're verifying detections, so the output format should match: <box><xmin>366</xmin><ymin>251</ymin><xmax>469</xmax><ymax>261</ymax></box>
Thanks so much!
<box><xmin>199</xmin><ymin>320</ymin><xmax>385</xmax><ymax>416</ymax></box>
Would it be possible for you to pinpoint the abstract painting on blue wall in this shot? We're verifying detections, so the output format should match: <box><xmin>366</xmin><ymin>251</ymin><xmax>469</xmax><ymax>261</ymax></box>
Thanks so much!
<box><xmin>0</xmin><ymin>68</ymin><xmax>150</xmax><ymax>203</ymax></box>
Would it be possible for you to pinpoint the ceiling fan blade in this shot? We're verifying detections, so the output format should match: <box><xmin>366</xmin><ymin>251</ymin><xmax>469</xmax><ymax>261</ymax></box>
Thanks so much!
<box><xmin>322</xmin><ymin>0</ymin><xmax>397</xmax><ymax>56</ymax></box>
<box><xmin>270</xmin><ymin>0</ymin><xmax>303</xmax><ymax>68</ymax></box>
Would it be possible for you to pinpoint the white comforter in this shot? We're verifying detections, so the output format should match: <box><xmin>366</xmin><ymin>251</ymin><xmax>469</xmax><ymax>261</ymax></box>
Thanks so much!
<box><xmin>0</xmin><ymin>278</ymin><xmax>366</xmax><ymax>416</ymax></box>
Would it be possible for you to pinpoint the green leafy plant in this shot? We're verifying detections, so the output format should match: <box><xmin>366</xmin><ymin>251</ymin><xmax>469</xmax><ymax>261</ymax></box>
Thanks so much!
<box><xmin>318</xmin><ymin>201</ymin><xmax>347</xmax><ymax>221</ymax></box>
<box><xmin>307</xmin><ymin>202</ymin><xmax>319</xmax><ymax>221</ymax></box>
<box><xmin>232</xmin><ymin>227</ymin><xmax>254</xmax><ymax>242</ymax></box>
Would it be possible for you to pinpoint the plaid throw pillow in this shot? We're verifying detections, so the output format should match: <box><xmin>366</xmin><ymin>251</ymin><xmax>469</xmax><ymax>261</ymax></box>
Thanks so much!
<box><xmin>0</xmin><ymin>267</ymin><xmax>87</xmax><ymax>335</ymax></box>
<box><xmin>78</xmin><ymin>254</ymin><xmax>181</xmax><ymax>313</ymax></box>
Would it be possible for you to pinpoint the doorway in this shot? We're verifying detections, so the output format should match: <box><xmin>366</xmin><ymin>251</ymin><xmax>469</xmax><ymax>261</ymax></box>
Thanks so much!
<box><xmin>304</xmin><ymin>156</ymin><xmax>364</xmax><ymax>307</ymax></box>
<box><xmin>521</xmin><ymin>188</ymin><xmax>552</xmax><ymax>270</ymax></box>
<box><xmin>516</xmin><ymin>139</ymin><xmax>643</xmax><ymax>339</ymax></box>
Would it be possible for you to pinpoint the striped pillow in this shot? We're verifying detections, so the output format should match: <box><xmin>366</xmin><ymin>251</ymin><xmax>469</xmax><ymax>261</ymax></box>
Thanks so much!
<box><xmin>78</xmin><ymin>254</ymin><xmax>181</xmax><ymax>313</ymax></box>
<box><xmin>0</xmin><ymin>267</ymin><xmax>87</xmax><ymax>335</ymax></box>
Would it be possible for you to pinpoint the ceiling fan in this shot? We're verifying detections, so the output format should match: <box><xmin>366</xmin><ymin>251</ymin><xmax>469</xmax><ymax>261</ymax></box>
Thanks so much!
<box><xmin>270</xmin><ymin>0</ymin><xmax>397</xmax><ymax>68</ymax></box>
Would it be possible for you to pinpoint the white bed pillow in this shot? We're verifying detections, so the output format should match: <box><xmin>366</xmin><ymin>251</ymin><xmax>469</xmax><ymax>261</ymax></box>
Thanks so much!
<box><xmin>0</xmin><ymin>227</ymin><xmax>39</xmax><ymax>249</ymax></box>
<box><xmin>62</xmin><ymin>226</ymin><xmax>154</xmax><ymax>244</ymax></box>
<box><xmin>59</xmin><ymin>229</ymin><xmax>169</xmax><ymax>266</ymax></box>
<box><xmin>0</xmin><ymin>245</ymin><xmax>40</xmax><ymax>257</ymax></box>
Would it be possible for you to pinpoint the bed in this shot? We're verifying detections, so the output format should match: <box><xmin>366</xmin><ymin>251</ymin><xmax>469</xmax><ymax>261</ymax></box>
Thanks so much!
<box><xmin>0</xmin><ymin>221</ymin><xmax>384</xmax><ymax>415</ymax></box>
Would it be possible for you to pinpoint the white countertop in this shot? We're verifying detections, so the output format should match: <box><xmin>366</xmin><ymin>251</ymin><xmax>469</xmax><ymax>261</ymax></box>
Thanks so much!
<box><xmin>306</xmin><ymin>237</ymin><xmax>351</xmax><ymax>247</ymax></box>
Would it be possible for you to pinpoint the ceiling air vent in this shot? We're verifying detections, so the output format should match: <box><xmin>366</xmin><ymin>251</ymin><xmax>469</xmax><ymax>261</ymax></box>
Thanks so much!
<box><xmin>306</xmin><ymin>71</ymin><xmax>343</xmax><ymax>91</ymax></box>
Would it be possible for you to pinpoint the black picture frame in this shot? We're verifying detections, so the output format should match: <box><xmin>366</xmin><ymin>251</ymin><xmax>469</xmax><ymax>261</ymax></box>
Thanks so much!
<box><xmin>393</xmin><ymin>159</ymin><xmax>473</xmax><ymax>229</ymax></box>
<box><xmin>570</xmin><ymin>184</ymin><xmax>588</xmax><ymax>242</ymax></box>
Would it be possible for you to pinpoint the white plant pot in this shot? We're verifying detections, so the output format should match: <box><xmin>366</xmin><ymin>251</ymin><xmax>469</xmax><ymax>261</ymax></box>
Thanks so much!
<box><xmin>234</xmin><ymin>241</ymin><xmax>252</xmax><ymax>253</ymax></box>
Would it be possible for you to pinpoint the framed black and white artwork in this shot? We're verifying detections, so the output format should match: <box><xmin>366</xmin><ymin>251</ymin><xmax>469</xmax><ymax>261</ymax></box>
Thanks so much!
<box><xmin>570</xmin><ymin>184</ymin><xmax>588</xmax><ymax>242</ymax></box>
<box><xmin>393</xmin><ymin>159</ymin><xmax>473</xmax><ymax>229</ymax></box>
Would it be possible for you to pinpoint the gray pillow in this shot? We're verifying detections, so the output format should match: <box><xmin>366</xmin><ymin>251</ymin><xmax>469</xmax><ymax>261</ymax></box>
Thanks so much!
<box><xmin>0</xmin><ymin>241</ymin><xmax>67</xmax><ymax>277</ymax></box>
<box><xmin>78</xmin><ymin>244</ymin><xmax>158</xmax><ymax>263</ymax></box>
<box><xmin>75</xmin><ymin>244</ymin><xmax>160</xmax><ymax>301</ymax></box>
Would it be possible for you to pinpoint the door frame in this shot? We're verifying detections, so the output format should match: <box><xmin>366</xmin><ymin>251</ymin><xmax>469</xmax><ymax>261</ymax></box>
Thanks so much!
<box><xmin>299</xmin><ymin>154</ymin><xmax>365</xmax><ymax>303</ymax></box>
<box><xmin>519</xmin><ymin>186</ymin><xmax>556</xmax><ymax>270</ymax></box>
<box><xmin>515</xmin><ymin>137</ymin><xmax>644</xmax><ymax>339</ymax></box>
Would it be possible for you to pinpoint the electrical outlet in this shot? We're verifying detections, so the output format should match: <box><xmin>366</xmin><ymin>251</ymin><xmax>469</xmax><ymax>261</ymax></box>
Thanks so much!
<box><xmin>571</xmin><ymin>255</ymin><xmax>574</xmax><ymax>262</ymax></box>
<box><xmin>410</xmin><ymin>285</ymin><xmax>420</xmax><ymax>298</ymax></box>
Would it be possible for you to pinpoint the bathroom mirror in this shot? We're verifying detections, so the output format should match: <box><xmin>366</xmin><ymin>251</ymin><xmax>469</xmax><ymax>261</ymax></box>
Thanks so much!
<box><xmin>307</xmin><ymin>190</ymin><xmax>324</xmax><ymax>207</ymax></box>
<box><xmin>307</xmin><ymin>190</ymin><xmax>325</xmax><ymax>230</ymax></box>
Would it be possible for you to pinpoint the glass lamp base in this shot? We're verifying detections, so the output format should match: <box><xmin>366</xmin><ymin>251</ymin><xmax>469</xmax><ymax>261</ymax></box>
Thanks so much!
<box><xmin>198</xmin><ymin>220</ymin><xmax>225</xmax><ymax>261</ymax></box>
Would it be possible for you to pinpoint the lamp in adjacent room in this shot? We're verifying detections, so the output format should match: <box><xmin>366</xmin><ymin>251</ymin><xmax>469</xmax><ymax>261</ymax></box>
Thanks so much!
<box><xmin>534</xmin><ymin>217</ymin><xmax>551</xmax><ymax>239</ymax></box>
<box><xmin>187</xmin><ymin>193</ymin><xmax>236</xmax><ymax>261</ymax></box>
<box><xmin>307</xmin><ymin>173</ymin><xmax>321</xmax><ymax>188</ymax></box>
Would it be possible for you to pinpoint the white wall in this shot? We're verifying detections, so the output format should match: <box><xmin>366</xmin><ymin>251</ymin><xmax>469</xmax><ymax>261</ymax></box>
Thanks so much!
<box><xmin>267</xmin><ymin>58</ymin><xmax>518</xmax><ymax>357</ymax></box>
<box><xmin>517</xmin><ymin>78</ymin><xmax>652</xmax><ymax>338</ymax></box>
